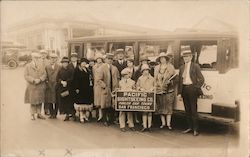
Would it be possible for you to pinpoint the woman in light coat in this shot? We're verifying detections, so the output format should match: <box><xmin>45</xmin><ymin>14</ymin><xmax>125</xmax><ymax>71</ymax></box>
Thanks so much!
<box><xmin>154</xmin><ymin>52</ymin><xmax>175</xmax><ymax>130</ymax></box>
<box><xmin>95</xmin><ymin>53</ymin><xmax>120</xmax><ymax>125</ymax></box>
<box><xmin>93</xmin><ymin>53</ymin><xmax>104</xmax><ymax>121</ymax></box>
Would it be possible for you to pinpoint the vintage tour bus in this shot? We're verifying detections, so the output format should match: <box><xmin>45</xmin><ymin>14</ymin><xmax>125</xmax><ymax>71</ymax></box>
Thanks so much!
<box><xmin>67</xmin><ymin>31</ymin><xmax>240</xmax><ymax>124</ymax></box>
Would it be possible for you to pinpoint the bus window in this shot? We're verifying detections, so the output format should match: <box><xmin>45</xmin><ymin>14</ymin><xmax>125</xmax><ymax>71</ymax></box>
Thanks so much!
<box><xmin>86</xmin><ymin>42</ymin><xmax>105</xmax><ymax>60</ymax></box>
<box><xmin>108</xmin><ymin>42</ymin><xmax>135</xmax><ymax>60</ymax></box>
<box><xmin>139</xmin><ymin>41</ymin><xmax>170</xmax><ymax>63</ymax></box>
<box><xmin>180</xmin><ymin>41</ymin><xmax>218</xmax><ymax>70</ymax></box>
<box><xmin>71</xmin><ymin>43</ymin><xmax>83</xmax><ymax>58</ymax></box>
<box><xmin>198</xmin><ymin>45</ymin><xmax>217</xmax><ymax>69</ymax></box>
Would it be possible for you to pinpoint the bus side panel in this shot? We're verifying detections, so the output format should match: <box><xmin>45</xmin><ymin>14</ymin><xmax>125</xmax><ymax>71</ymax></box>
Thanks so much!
<box><xmin>174</xmin><ymin>70</ymin><xmax>219</xmax><ymax>113</ymax></box>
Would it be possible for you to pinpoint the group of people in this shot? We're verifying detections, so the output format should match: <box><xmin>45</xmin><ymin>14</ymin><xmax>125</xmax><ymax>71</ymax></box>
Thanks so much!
<box><xmin>24</xmin><ymin>48</ymin><xmax>204</xmax><ymax>136</ymax></box>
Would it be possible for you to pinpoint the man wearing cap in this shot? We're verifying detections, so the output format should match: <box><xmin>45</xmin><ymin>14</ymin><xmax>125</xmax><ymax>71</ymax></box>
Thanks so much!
<box><xmin>113</xmin><ymin>49</ymin><xmax>127</xmax><ymax>77</ymax></box>
<box><xmin>40</xmin><ymin>50</ymin><xmax>50</xmax><ymax>115</ymax></box>
<box><xmin>69</xmin><ymin>53</ymin><xmax>78</xmax><ymax>70</ymax></box>
<box><xmin>24</xmin><ymin>52</ymin><xmax>47</xmax><ymax>120</ymax></box>
<box><xmin>45</xmin><ymin>53</ymin><xmax>60</xmax><ymax>119</ymax></box>
<box><xmin>96</xmin><ymin>53</ymin><xmax>120</xmax><ymax>126</ymax></box>
<box><xmin>177</xmin><ymin>49</ymin><xmax>204</xmax><ymax>136</ymax></box>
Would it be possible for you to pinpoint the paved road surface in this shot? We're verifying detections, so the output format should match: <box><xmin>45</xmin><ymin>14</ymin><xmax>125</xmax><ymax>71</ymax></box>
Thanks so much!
<box><xmin>0</xmin><ymin>67</ymin><xmax>239</xmax><ymax>157</ymax></box>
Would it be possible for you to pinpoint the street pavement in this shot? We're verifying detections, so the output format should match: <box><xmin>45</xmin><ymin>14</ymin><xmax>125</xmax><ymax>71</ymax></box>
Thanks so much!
<box><xmin>0</xmin><ymin>67</ymin><xmax>239</xmax><ymax>157</ymax></box>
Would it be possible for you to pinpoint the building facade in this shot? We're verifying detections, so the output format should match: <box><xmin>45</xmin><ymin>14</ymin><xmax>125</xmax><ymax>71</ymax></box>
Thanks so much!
<box><xmin>6</xmin><ymin>17</ymin><xmax>166</xmax><ymax>57</ymax></box>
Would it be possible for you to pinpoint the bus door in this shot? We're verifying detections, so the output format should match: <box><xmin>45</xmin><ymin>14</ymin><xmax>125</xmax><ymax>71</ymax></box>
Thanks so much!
<box><xmin>175</xmin><ymin>40</ymin><xmax>219</xmax><ymax>113</ymax></box>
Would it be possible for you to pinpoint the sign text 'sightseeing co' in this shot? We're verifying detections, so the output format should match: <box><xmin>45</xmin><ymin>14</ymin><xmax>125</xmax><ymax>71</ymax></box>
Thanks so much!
<box><xmin>115</xmin><ymin>91</ymin><xmax>155</xmax><ymax>112</ymax></box>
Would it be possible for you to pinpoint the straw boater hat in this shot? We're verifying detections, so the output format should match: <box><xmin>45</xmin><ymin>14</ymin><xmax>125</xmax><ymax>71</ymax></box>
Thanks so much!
<box><xmin>181</xmin><ymin>46</ymin><xmax>193</xmax><ymax>57</ymax></box>
<box><xmin>141</xmin><ymin>64</ymin><xmax>150</xmax><ymax>72</ymax></box>
<box><xmin>104</xmin><ymin>53</ymin><xmax>114</xmax><ymax>59</ymax></box>
<box><xmin>61</xmin><ymin>57</ymin><xmax>69</xmax><ymax>63</ymax></box>
<box><xmin>156</xmin><ymin>52</ymin><xmax>170</xmax><ymax>63</ymax></box>
<box><xmin>115</xmin><ymin>49</ymin><xmax>125</xmax><ymax>54</ymax></box>
<box><xmin>121</xmin><ymin>68</ymin><xmax>131</xmax><ymax>76</ymax></box>
<box><xmin>49</xmin><ymin>53</ymin><xmax>58</xmax><ymax>58</ymax></box>
<box><xmin>127</xmin><ymin>58</ymin><xmax>134</xmax><ymax>63</ymax></box>
<box><xmin>31</xmin><ymin>52</ymin><xmax>41</xmax><ymax>58</ymax></box>
<box><xmin>140</xmin><ymin>56</ymin><xmax>150</xmax><ymax>62</ymax></box>
<box><xmin>39</xmin><ymin>50</ymin><xmax>47</xmax><ymax>54</ymax></box>
<box><xmin>71</xmin><ymin>52</ymin><xmax>78</xmax><ymax>58</ymax></box>
<box><xmin>80</xmin><ymin>58</ymin><xmax>89</xmax><ymax>64</ymax></box>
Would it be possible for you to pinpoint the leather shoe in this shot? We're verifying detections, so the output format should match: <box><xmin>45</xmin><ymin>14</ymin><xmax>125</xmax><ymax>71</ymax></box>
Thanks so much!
<box><xmin>104</xmin><ymin>122</ymin><xmax>109</xmax><ymax>127</ymax></box>
<box><xmin>31</xmin><ymin>115</ymin><xmax>35</xmax><ymax>120</ymax></box>
<box><xmin>141</xmin><ymin>127</ymin><xmax>147</xmax><ymax>132</ymax></box>
<box><xmin>182</xmin><ymin>128</ymin><xmax>192</xmax><ymax>134</ymax></box>
<box><xmin>37</xmin><ymin>114</ymin><xmax>46</xmax><ymax>120</ymax></box>
<box><xmin>160</xmin><ymin>125</ymin><xmax>165</xmax><ymax>129</ymax></box>
<box><xmin>130</xmin><ymin>127</ymin><xmax>136</xmax><ymax>131</ymax></box>
<box><xmin>193</xmin><ymin>131</ymin><xmax>199</xmax><ymax>136</ymax></box>
<box><xmin>64</xmin><ymin>115</ymin><xmax>70</xmax><ymax>121</ymax></box>
<box><xmin>121</xmin><ymin>128</ymin><xmax>126</xmax><ymax>132</ymax></box>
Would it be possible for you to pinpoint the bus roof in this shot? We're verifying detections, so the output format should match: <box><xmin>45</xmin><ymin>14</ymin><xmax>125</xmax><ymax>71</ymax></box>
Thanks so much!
<box><xmin>68</xmin><ymin>31</ymin><xmax>237</xmax><ymax>43</ymax></box>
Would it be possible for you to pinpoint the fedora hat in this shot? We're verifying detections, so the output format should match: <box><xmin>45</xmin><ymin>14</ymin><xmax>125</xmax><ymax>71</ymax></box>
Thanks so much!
<box><xmin>80</xmin><ymin>57</ymin><xmax>89</xmax><ymax>64</ymax></box>
<box><xmin>49</xmin><ymin>53</ymin><xmax>58</xmax><ymax>58</ymax></box>
<box><xmin>61</xmin><ymin>57</ymin><xmax>69</xmax><ymax>63</ymax></box>
<box><xmin>140</xmin><ymin>56</ymin><xmax>150</xmax><ymax>62</ymax></box>
<box><xmin>141</xmin><ymin>64</ymin><xmax>150</xmax><ymax>72</ymax></box>
<box><xmin>95</xmin><ymin>53</ymin><xmax>104</xmax><ymax>60</ymax></box>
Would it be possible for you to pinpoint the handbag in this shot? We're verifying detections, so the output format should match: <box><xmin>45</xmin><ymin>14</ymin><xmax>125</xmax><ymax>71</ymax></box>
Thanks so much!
<box><xmin>60</xmin><ymin>90</ymin><xmax>69</xmax><ymax>97</ymax></box>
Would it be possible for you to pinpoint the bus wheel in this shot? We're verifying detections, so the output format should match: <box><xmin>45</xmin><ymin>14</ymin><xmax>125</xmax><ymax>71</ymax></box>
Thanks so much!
<box><xmin>7</xmin><ymin>60</ymin><xmax>18</xmax><ymax>68</ymax></box>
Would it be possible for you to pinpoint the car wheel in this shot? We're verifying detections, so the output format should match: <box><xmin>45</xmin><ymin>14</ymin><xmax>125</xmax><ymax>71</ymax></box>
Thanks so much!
<box><xmin>7</xmin><ymin>59</ymin><xmax>18</xmax><ymax>68</ymax></box>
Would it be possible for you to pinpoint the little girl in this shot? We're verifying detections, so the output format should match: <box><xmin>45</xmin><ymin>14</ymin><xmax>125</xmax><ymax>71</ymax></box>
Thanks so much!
<box><xmin>136</xmin><ymin>64</ymin><xmax>155</xmax><ymax>132</ymax></box>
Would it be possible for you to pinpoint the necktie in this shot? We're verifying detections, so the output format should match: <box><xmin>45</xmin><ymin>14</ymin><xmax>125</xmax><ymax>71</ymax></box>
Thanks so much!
<box><xmin>110</xmin><ymin>66</ymin><xmax>113</xmax><ymax>89</ymax></box>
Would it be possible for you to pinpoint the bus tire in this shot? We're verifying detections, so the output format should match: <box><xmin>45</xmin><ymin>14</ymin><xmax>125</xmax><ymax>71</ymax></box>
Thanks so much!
<box><xmin>7</xmin><ymin>59</ymin><xmax>18</xmax><ymax>68</ymax></box>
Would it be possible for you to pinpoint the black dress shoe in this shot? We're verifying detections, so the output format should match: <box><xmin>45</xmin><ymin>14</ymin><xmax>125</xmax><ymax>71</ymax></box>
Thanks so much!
<box><xmin>37</xmin><ymin>114</ymin><xmax>46</xmax><ymax>120</ymax></box>
<box><xmin>148</xmin><ymin>127</ymin><xmax>152</xmax><ymax>132</ymax></box>
<box><xmin>121</xmin><ymin>128</ymin><xmax>126</xmax><ymax>132</ymax></box>
<box><xmin>182</xmin><ymin>128</ymin><xmax>192</xmax><ymax>134</ymax></box>
<box><xmin>64</xmin><ymin>116</ymin><xmax>70</xmax><ymax>121</ymax></box>
<box><xmin>130</xmin><ymin>127</ymin><xmax>136</xmax><ymax>131</ymax></box>
<box><xmin>104</xmin><ymin>122</ymin><xmax>109</xmax><ymax>127</ymax></box>
<box><xmin>141</xmin><ymin>127</ymin><xmax>147</xmax><ymax>132</ymax></box>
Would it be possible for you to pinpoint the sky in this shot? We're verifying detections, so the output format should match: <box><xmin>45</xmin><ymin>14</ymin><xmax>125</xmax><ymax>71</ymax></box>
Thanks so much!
<box><xmin>0</xmin><ymin>1</ymin><xmax>247</xmax><ymax>32</ymax></box>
